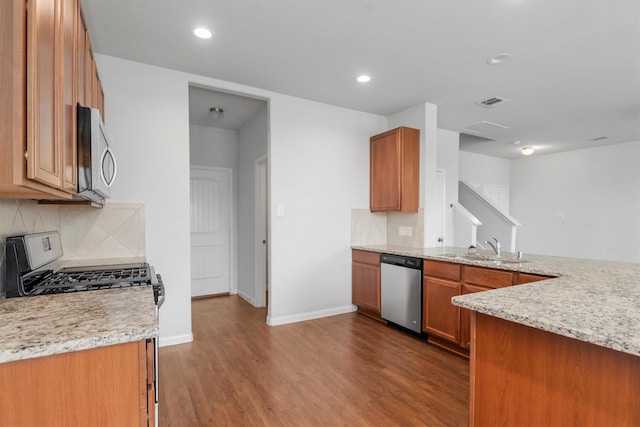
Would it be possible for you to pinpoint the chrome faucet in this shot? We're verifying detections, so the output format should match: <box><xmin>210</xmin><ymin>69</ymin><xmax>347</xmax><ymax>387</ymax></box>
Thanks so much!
<box><xmin>485</xmin><ymin>237</ymin><xmax>501</xmax><ymax>257</ymax></box>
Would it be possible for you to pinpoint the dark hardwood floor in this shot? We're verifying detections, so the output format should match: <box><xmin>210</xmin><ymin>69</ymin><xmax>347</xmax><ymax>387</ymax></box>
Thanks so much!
<box><xmin>159</xmin><ymin>296</ymin><xmax>469</xmax><ymax>426</ymax></box>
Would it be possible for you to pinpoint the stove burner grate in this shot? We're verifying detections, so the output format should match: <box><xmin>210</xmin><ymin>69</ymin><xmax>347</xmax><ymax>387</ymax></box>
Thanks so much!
<box><xmin>29</xmin><ymin>266</ymin><xmax>153</xmax><ymax>294</ymax></box>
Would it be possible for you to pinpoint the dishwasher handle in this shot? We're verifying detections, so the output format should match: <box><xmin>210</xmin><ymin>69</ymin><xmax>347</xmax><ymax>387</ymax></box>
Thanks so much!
<box><xmin>380</xmin><ymin>254</ymin><xmax>422</xmax><ymax>270</ymax></box>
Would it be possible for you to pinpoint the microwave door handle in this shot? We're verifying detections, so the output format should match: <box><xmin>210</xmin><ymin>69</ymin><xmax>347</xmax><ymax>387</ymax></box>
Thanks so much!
<box><xmin>100</xmin><ymin>147</ymin><xmax>117</xmax><ymax>188</ymax></box>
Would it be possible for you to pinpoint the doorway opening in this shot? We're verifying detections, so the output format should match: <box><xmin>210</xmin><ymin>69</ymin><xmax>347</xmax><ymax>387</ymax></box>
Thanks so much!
<box><xmin>187</xmin><ymin>85</ymin><xmax>269</xmax><ymax>311</ymax></box>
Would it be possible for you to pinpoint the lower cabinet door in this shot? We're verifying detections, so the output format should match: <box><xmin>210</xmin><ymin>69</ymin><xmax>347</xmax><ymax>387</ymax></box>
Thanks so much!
<box><xmin>352</xmin><ymin>261</ymin><xmax>381</xmax><ymax>314</ymax></box>
<box><xmin>423</xmin><ymin>276</ymin><xmax>461</xmax><ymax>342</ymax></box>
<box><xmin>459</xmin><ymin>283</ymin><xmax>491</xmax><ymax>349</ymax></box>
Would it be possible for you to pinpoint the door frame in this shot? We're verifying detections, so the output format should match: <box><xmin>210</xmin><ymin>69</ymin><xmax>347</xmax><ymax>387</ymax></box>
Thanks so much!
<box><xmin>189</xmin><ymin>165</ymin><xmax>237</xmax><ymax>296</ymax></box>
<box><xmin>435</xmin><ymin>168</ymin><xmax>446</xmax><ymax>247</ymax></box>
<box><xmin>253</xmin><ymin>155</ymin><xmax>268</xmax><ymax>308</ymax></box>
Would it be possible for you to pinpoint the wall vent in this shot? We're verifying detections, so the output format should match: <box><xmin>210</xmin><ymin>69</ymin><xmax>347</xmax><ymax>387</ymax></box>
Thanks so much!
<box><xmin>476</xmin><ymin>97</ymin><xmax>510</xmax><ymax>108</ymax></box>
<box><xmin>590</xmin><ymin>136</ymin><xmax>608</xmax><ymax>141</ymax></box>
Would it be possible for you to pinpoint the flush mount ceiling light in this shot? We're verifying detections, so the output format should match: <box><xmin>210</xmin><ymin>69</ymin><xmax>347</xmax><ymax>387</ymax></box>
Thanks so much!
<box><xmin>209</xmin><ymin>107</ymin><xmax>224</xmax><ymax>119</ymax></box>
<box><xmin>487</xmin><ymin>53</ymin><xmax>512</xmax><ymax>65</ymax></box>
<box><xmin>193</xmin><ymin>27</ymin><xmax>213</xmax><ymax>39</ymax></box>
<box><xmin>521</xmin><ymin>146</ymin><xmax>534</xmax><ymax>155</ymax></box>
<box><xmin>356</xmin><ymin>75</ymin><xmax>371</xmax><ymax>83</ymax></box>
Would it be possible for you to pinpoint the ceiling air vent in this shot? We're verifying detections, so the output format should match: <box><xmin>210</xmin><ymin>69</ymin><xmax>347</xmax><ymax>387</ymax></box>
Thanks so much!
<box><xmin>459</xmin><ymin>121</ymin><xmax>510</xmax><ymax>135</ymax></box>
<box><xmin>476</xmin><ymin>96</ymin><xmax>510</xmax><ymax>108</ymax></box>
<box><xmin>590</xmin><ymin>136</ymin><xmax>608</xmax><ymax>141</ymax></box>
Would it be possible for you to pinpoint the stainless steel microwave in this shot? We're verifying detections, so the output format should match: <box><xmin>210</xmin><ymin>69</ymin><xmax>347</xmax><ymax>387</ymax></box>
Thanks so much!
<box><xmin>76</xmin><ymin>104</ymin><xmax>117</xmax><ymax>204</ymax></box>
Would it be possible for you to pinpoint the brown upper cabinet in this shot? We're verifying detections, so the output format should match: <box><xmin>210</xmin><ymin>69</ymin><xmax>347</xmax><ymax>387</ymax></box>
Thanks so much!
<box><xmin>0</xmin><ymin>0</ymin><xmax>103</xmax><ymax>200</ymax></box>
<box><xmin>370</xmin><ymin>126</ymin><xmax>420</xmax><ymax>213</ymax></box>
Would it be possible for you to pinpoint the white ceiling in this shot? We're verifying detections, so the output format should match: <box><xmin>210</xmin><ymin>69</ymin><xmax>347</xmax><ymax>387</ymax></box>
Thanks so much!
<box><xmin>188</xmin><ymin>86</ymin><xmax>266</xmax><ymax>131</ymax></box>
<box><xmin>81</xmin><ymin>0</ymin><xmax>640</xmax><ymax>158</ymax></box>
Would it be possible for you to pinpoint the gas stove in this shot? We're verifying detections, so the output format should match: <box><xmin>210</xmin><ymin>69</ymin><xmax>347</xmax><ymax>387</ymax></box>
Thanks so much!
<box><xmin>4</xmin><ymin>231</ymin><xmax>164</xmax><ymax>307</ymax></box>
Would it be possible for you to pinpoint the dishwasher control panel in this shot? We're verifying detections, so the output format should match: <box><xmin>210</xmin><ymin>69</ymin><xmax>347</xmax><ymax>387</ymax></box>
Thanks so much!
<box><xmin>380</xmin><ymin>253</ymin><xmax>423</xmax><ymax>270</ymax></box>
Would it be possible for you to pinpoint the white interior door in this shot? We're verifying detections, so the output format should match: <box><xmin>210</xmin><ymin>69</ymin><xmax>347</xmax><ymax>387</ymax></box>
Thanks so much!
<box><xmin>190</xmin><ymin>167</ymin><xmax>232</xmax><ymax>297</ymax></box>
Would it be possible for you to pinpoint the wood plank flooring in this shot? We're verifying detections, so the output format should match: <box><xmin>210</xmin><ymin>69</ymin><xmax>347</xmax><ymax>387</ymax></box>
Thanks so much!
<box><xmin>159</xmin><ymin>296</ymin><xmax>469</xmax><ymax>426</ymax></box>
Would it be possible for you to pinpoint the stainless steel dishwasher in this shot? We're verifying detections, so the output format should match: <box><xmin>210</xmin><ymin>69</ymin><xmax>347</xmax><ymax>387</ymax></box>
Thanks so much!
<box><xmin>380</xmin><ymin>253</ymin><xmax>423</xmax><ymax>333</ymax></box>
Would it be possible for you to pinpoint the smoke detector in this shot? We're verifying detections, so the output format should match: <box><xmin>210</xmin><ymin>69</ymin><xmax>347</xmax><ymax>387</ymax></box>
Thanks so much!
<box><xmin>476</xmin><ymin>97</ymin><xmax>510</xmax><ymax>108</ymax></box>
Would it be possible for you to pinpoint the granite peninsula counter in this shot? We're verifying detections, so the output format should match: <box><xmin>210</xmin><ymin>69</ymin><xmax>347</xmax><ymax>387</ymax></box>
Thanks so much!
<box><xmin>0</xmin><ymin>286</ymin><xmax>158</xmax><ymax>364</ymax></box>
<box><xmin>352</xmin><ymin>245</ymin><xmax>640</xmax><ymax>357</ymax></box>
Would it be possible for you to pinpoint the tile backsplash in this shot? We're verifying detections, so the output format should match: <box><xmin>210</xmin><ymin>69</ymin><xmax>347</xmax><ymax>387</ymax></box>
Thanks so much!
<box><xmin>0</xmin><ymin>200</ymin><xmax>146</xmax><ymax>295</ymax></box>
<box><xmin>387</xmin><ymin>210</ymin><xmax>424</xmax><ymax>248</ymax></box>
<box><xmin>350</xmin><ymin>209</ymin><xmax>387</xmax><ymax>246</ymax></box>
<box><xmin>351</xmin><ymin>208</ymin><xmax>424</xmax><ymax>248</ymax></box>
<box><xmin>60</xmin><ymin>203</ymin><xmax>145</xmax><ymax>260</ymax></box>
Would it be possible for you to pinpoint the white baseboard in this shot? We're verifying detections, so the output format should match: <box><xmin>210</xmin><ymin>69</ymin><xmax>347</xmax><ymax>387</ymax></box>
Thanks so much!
<box><xmin>267</xmin><ymin>304</ymin><xmax>357</xmax><ymax>326</ymax></box>
<box><xmin>236</xmin><ymin>290</ymin><xmax>255</xmax><ymax>306</ymax></box>
<box><xmin>159</xmin><ymin>333</ymin><xmax>193</xmax><ymax>347</ymax></box>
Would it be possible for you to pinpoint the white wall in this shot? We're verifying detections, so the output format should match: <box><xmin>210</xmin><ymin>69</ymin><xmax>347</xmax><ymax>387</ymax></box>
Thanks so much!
<box><xmin>268</xmin><ymin>95</ymin><xmax>386</xmax><ymax>324</ymax></box>
<box><xmin>96</xmin><ymin>54</ymin><xmax>387</xmax><ymax>342</ymax></box>
<box><xmin>189</xmin><ymin>125</ymin><xmax>238</xmax><ymax>169</ymax></box>
<box><xmin>459</xmin><ymin>151</ymin><xmax>511</xmax><ymax>186</ymax></box>
<box><xmin>237</xmin><ymin>106</ymin><xmax>268</xmax><ymax>304</ymax></box>
<box><xmin>437</xmin><ymin>129</ymin><xmax>460</xmax><ymax>246</ymax></box>
<box><xmin>511</xmin><ymin>141</ymin><xmax>640</xmax><ymax>262</ymax></box>
<box><xmin>96</xmin><ymin>55</ymin><xmax>192</xmax><ymax>346</ymax></box>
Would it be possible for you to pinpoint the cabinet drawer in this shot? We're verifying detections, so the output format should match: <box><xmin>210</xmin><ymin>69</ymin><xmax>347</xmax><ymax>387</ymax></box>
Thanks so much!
<box><xmin>352</xmin><ymin>249</ymin><xmax>380</xmax><ymax>266</ymax></box>
<box><xmin>423</xmin><ymin>260</ymin><xmax>461</xmax><ymax>281</ymax></box>
<box><xmin>517</xmin><ymin>273</ymin><xmax>553</xmax><ymax>285</ymax></box>
<box><xmin>463</xmin><ymin>266</ymin><xmax>512</xmax><ymax>288</ymax></box>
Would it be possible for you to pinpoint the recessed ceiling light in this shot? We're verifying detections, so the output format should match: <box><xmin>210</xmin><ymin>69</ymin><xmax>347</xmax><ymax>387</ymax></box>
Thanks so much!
<box><xmin>356</xmin><ymin>75</ymin><xmax>371</xmax><ymax>83</ymax></box>
<box><xmin>521</xmin><ymin>146</ymin><xmax>534</xmax><ymax>155</ymax></box>
<box><xmin>193</xmin><ymin>27</ymin><xmax>213</xmax><ymax>39</ymax></box>
<box><xmin>487</xmin><ymin>53</ymin><xmax>512</xmax><ymax>65</ymax></box>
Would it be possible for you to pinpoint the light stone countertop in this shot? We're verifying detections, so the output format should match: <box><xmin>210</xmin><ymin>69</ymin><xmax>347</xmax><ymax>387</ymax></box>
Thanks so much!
<box><xmin>352</xmin><ymin>245</ymin><xmax>640</xmax><ymax>357</ymax></box>
<box><xmin>0</xmin><ymin>286</ymin><xmax>158</xmax><ymax>364</ymax></box>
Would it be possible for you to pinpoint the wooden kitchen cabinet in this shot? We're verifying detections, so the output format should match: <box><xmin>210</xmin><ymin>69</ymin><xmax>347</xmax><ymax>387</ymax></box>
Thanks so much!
<box><xmin>470</xmin><ymin>312</ymin><xmax>640</xmax><ymax>426</ymax></box>
<box><xmin>26</xmin><ymin>0</ymin><xmax>79</xmax><ymax>193</ymax></box>
<box><xmin>0</xmin><ymin>0</ymin><xmax>67</xmax><ymax>199</ymax></box>
<box><xmin>422</xmin><ymin>260</ymin><xmax>555</xmax><ymax>356</ymax></box>
<box><xmin>60</xmin><ymin>0</ymin><xmax>78</xmax><ymax>192</ymax></box>
<box><xmin>463</xmin><ymin>265</ymin><xmax>513</xmax><ymax>289</ymax></box>
<box><xmin>423</xmin><ymin>276</ymin><xmax>461</xmax><ymax>342</ymax></box>
<box><xmin>370</xmin><ymin>126</ymin><xmax>420</xmax><ymax>213</ymax></box>
<box><xmin>352</xmin><ymin>249</ymin><xmax>381</xmax><ymax>315</ymax></box>
<box><xmin>459</xmin><ymin>282</ymin><xmax>491</xmax><ymax>349</ymax></box>
<box><xmin>516</xmin><ymin>272</ymin><xmax>553</xmax><ymax>284</ymax></box>
<box><xmin>0</xmin><ymin>0</ymin><xmax>104</xmax><ymax>201</ymax></box>
<box><xmin>0</xmin><ymin>340</ymin><xmax>155</xmax><ymax>426</ymax></box>
<box><xmin>459</xmin><ymin>266</ymin><xmax>513</xmax><ymax>350</ymax></box>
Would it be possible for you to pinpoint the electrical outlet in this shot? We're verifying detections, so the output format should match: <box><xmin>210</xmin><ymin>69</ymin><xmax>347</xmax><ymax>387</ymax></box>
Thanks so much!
<box><xmin>398</xmin><ymin>226</ymin><xmax>413</xmax><ymax>237</ymax></box>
